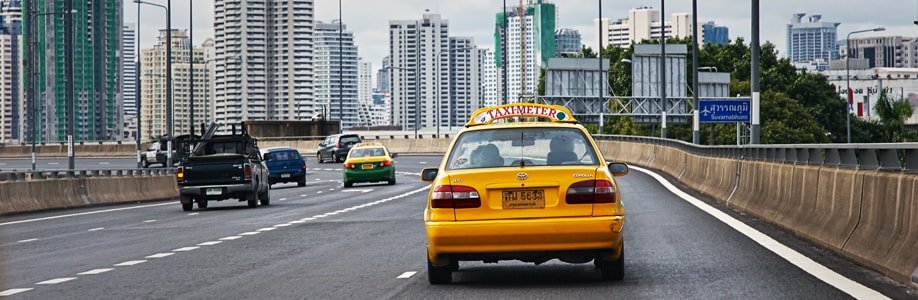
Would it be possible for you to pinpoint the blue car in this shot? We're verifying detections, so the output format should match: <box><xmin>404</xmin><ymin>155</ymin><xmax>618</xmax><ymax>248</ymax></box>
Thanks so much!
<box><xmin>260</xmin><ymin>147</ymin><xmax>308</xmax><ymax>187</ymax></box>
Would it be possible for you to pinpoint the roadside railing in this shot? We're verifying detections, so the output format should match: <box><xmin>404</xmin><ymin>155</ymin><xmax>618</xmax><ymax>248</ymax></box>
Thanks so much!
<box><xmin>595</xmin><ymin>135</ymin><xmax>918</xmax><ymax>173</ymax></box>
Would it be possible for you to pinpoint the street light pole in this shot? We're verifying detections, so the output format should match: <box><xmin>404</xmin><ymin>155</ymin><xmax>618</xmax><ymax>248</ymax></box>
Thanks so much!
<box><xmin>26</xmin><ymin>9</ymin><xmax>70</xmax><ymax>170</ymax></box>
<box><xmin>692</xmin><ymin>0</ymin><xmax>700</xmax><ymax>144</ymax></box>
<box><xmin>660</xmin><ymin>0</ymin><xmax>667</xmax><ymax>139</ymax></box>
<box><xmin>136</xmin><ymin>2</ymin><xmax>142</xmax><ymax>168</ymax></box>
<box><xmin>598</xmin><ymin>0</ymin><xmax>603</xmax><ymax>135</ymax></box>
<box><xmin>65</xmin><ymin>0</ymin><xmax>75</xmax><ymax>170</ymax></box>
<box><xmin>338</xmin><ymin>0</ymin><xmax>344</xmax><ymax>132</ymax></box>
<box><xmin>845</xmin><ymin>27</ymin><xmax>886</xmax><ymax>143</ymax></box>
<box><xmin>750</xmin><ymin>0</ymin><xmax>761</xmax><ymax>144</ymax></box>
<box><xmin>189</xmin><ymin>0</ymin><xmax>194</xmax><ymax>136</ymax></box>
<box><xmin>166</xmin><ymin>0</ymin><xmax>173</xmax><ymax>167</ymax></box>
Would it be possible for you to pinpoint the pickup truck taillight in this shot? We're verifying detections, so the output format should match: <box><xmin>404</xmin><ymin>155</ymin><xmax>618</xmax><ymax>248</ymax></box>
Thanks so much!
<box><xmin>431</xmin><ymin>185</ymin><xmax>481</xmax><ymax>209</ymax></box>
<box><xmin>566</xmin><ymin>180</ymin><xmax>616</xmax><ymax>204</ymax></box>
<box><xmin>336</xmin><ymin>142</ymin><xmax>343</xmax><ymax>148</ymax></box>
<box><xmin>176</xmin><ymin>166</ymin><xmax>185</xmax><ymax>183</ymax></box>
<box><xmin>302</xmin><ymin>162</ymin><xmax>308</xmax><ymax>171</ymax></box>
<box><xmin>243</xmin><ymin>164</ymin><xmax>253</xmax><ymax>181</ymax></box>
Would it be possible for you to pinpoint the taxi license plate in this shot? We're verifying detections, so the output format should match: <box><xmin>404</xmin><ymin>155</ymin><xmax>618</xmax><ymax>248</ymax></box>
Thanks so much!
<box><xmin>502</xmin><ymin>190</ymin><xmax>545</xmax><ymax>209</ymax></box>
<box><xmin>361</xmin><ymin>164</ymin><xmax>374</xmax><ymax>169</ymax></box>
<box><xmin>281</xmin><ymin>173</ymin><xmax>291</xmax><ymax>178</ymax></box>
<box><xmin>205</xmin><ymin>188</ymin><xmax>222</xmax><ymax>196</ymax></box>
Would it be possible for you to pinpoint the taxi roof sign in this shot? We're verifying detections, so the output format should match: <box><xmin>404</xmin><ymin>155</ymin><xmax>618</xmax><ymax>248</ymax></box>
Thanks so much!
<box><xmin>466</xmin><ymin>103</ymin><xmax>577</xmax><ymax>127</ymax></box>
<box><xmin>353</xmin><ymin>142</ymin><xmax>384</xmax><ymax>147</ymax></box>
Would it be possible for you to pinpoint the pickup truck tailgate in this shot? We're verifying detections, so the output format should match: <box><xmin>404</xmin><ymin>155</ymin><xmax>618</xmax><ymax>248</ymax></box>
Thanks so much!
<box><xmin>183</xmin><ymin>154</ymin><xmax>248</xmax><ymax>186</ymax></box>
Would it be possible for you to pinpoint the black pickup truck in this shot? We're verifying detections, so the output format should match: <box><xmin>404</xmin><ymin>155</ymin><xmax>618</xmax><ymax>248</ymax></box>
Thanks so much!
<box><xmin>176</xmin><ymin>125</ymin><xmax>271</xmax><ymax>211</ymax></box>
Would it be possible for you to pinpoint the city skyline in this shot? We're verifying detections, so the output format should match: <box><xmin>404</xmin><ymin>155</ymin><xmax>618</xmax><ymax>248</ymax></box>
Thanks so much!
<box><xmin>124</xmin><ymin>0</ymin><xmax>918</xmax><ymax>68</ymax></box>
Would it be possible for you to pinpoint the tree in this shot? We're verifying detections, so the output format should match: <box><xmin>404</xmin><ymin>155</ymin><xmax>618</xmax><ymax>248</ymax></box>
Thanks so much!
<box><xmin>874</xmin><ymin>91</ymin><xmax>916</xmax><ymax>142</ymax></box>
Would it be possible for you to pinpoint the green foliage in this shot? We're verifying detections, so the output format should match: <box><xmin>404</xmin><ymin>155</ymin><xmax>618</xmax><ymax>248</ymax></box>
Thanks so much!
<box><xmin>874</xmin><ymin>91</ymin><xmax>917</xmax><ymax>142</ymax></box>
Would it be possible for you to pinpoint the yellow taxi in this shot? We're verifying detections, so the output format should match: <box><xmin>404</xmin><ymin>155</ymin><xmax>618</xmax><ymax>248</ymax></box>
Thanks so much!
<box><xmin>342</xmin><ymin>142</ymin><xmax>398</xmax><ymax>187</ymax></box>
<box><xmin>420</xmin><ymin>103</ymin><xmax>629</xmax><ymax>284</ymax></box>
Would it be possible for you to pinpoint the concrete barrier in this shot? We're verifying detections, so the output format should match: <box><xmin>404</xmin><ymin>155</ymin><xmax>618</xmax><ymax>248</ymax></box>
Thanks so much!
<box><xmin>800</xmin><ymin>168</ymin><xmax>863</xmax><ymax>251</ymax></box>
<box><xmin>842</xmin><ymin>171</ymin><xmax>918</xmax><ymax>283</ymax></box>
<box><xmin>0</xmin><ymin>175</ymin><xmax>178</xmax><ymax>216</ymax></box>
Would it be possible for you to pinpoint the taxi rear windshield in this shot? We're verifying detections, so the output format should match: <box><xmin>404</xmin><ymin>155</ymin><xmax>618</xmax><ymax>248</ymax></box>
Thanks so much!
<box><xmin>349</xmin><ymin>147</ymin><xmax>387</xmax><ymax>157</ymax></box>
<box><xmin>446</xmin><ymin>128</ymin><xmax>599</xmax><ymax>170</ymax></box>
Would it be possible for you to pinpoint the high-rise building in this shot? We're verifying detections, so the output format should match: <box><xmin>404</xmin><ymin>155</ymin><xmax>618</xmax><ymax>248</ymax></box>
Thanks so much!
<box><xmin>123</xmin><ymin>23</ymin><xmax>137</xmax><ymax>116</ymax></box>
<box><xmin>389</xmin><ymin>13</ymin><xmax>448</xmax><ymax>130</ymax></box>
<box><xmin>213</xmin><ymin>0</ymin><xmax>314</xmax><ymax>131</ymax></box>
<box><xmin>478</xmin><ymin>48</ymin><xmax>498</xmax><ymax>107</ymax></box>
<box><xmin>495</xmin><ymin>0</ymin><xmax>556</xmax><ymax>103</ymax></box>
<box><xmin>555</xmin><ymin>28</ymin><xmax>581</xmax><ymax>56</ymax></box>
<box><xmin>140</xmin><ymin>30</ymin><xmax>214</xmax><ymax>140</ymax></box>
<box><xmin>839</xmin><ymin>36</ymin><xmax>918</xmax><ymax>69</ymax></box>
<box><xmin>314</xmin><ymin>20</ymin><xmax>359</xmax><ymax>129</ymax></box>
<box><xmin>358</xmin><ymin>59</ymin><xmax>373</xmax><ymax>105</ymax></box>
<box><xmin>445</xmin><ymin>37</ymin><xmax>480</xmax><ymax>128</ymax></box>
<box><xmin>24</xmin><ymin>0</ymin><xmax>123</xmax><ymax>142</ymax></box>
<box><xmin>595</xmin><ymin>7</ymin><xmax>697</xmax><ymax>48</ymax></box>
<box><xmin>787</xmin><ymin>13</ymin><xmax>840</xmax><ymax>66</ymax></box>
<box><xmin>702</xmin><ymin>21</ymin><xmax>729</xmax><ymax>45</ymax></box>
<box><xmin>377</xmin><ymin>55</ymin><xmax>390</xmax><ymax>93</ymax></box>
<box><xmin>0</xmin><ymin>0</ymin><xmax>20</xmax><ymax>144</ymax></box>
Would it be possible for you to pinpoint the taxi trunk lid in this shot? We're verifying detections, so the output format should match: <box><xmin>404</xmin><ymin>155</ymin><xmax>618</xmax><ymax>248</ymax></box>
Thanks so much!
<box><xmin>447</xmin><ymin>166</ymin><xmax>598</xmax><ymax>221</ymax></box>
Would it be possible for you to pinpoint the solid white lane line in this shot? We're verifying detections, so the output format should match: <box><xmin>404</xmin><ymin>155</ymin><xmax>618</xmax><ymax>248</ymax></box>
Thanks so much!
<box><xmin>143</xmin><ymin>219</ymin><xmax>156</xmax><ymax>223</ymax></box>
<box><xmin>631</xmin><ymin>166</ymin><xmax>888</xmax><ymax>299</ymax></box>
<box><xmin>0</xmin><ymin>288</ymin><xmax>33</xmax><ymax>296</ymax></box>
<box><xmin>88</xmin><ymin>227</ymin><xmax>104</xmax><ymax>232</ymax></box>
<box><xmin>146</xmin><ymin>253</ymin><xmax>174</xmax><ymax>258</ymax></box>
<box><xmin>0</xmin><ymin>202</ymin><xmax>173</xmax><ymax>226</ymax></box>
<box><xmin>239</xmin><ymin>232</ymin><xmax>259</xmax><ymax>236</ymax></box>
<box><xmin>220</xmin><ymin>236</ymin><xmax>242</xmax><ymax>241</ymax></box>
<box><xmin>300</xmin><ymin>217</ymin><xmax>316</xmax><ymax>221</ymax></box>
<box><xmin>36</xmin><ymin>277</ymin><xmax>77</xmax><ymax>285</ymax></box>
<box><xmin>397</xmin><ymin>271</ymin><xmax>417</xmax><ymax>279</ymax></box>
<box><xmin>173</xmin><ymin>246</ymin><xmax>199</xmax><ymax>252</ymax></box>
<box><xmin>113</xmin><ymin>260</ymin><xmax>147</xmax><ymax>266</ymax></box>
<box><xmin>17</xmin><ymin>238</ymin><xmax>38</xmax><ymax>243</ymax></box>
<box><xmin>77</xmin><ymin>268</ymin><xmax>113</xmax><ymax>275</ymax></box>
<box><xmin>187</xmin><ymin>213</ymin><xmax>199</xmax><ymax>216</ymax></box>
<box><xmin>197</xmin><ymin>241</ymin><xmax>222</xmax><ymax>246</ymax></box>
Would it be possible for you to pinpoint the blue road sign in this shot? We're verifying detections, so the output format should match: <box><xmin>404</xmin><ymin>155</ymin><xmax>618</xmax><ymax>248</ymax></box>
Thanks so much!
<box><xmin>698</xmin><ymin>98</ymin><xmax>751</xmax><ymax>123</ymax></box>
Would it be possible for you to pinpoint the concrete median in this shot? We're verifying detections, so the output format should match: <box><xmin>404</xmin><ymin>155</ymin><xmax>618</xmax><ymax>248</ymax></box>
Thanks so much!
<box><xmin>0</xmin><ymin>175</ymin><xmax>178</xmax><ymax>216</ymax></box>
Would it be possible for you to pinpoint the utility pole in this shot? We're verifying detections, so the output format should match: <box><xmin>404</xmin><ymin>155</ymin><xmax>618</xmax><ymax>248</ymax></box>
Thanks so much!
<box><xmin>692</xmin><ymin>0</ymin><xmax>700</xmax><ymax>144</ymax></box>
<box><xmin>66</xmin><ymin>0</ymin><xmax>75</xmax><ymax>170</ymax></box>
<box><xmin>750</xmin><ymin>0</ymin><xmax>761</xmax><ymax>144</ymax></box>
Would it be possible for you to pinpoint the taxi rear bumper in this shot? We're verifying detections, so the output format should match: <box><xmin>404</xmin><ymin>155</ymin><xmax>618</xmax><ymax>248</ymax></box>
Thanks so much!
<box><xmin>426</xmin><ymin>216</ymin><xmax>623</xmax><ymax>265</ymax></box>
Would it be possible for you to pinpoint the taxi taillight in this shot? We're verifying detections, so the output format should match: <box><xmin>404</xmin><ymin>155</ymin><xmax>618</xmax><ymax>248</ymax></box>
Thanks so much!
<box><xmin>566</xmin><ymin>180</ymin><xmax>616</xmax><ymax>204</ymax></box>
<box><xmin>343</xmin><ymin>162</ymin><xmax>355</xmax><ymax>169</ymax></box>
<box><xmin>176</xmin><ymin>166</ymin><xmax>185</xmax><ymax>183</ymax></box>
<box><xmin>431</xmin><ymin>185</ymin><xmax>481</xmax><ymax>209</ymax></box>
<box><xmin>243</xmin><ymin>164</ymin><xmax>253</xmax><ymax>181</ymax></box>
<box><xmin>381</xmin><ymin>160</ymin><xmax>392</xmax><ymax>167</ymax></box>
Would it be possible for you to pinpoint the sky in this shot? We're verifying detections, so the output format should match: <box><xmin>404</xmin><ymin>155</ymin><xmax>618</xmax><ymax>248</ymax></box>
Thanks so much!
<box><xmin>125</xmin><ymin>0</ymin><xmax>918</xmax><ymax>70</ymax></box>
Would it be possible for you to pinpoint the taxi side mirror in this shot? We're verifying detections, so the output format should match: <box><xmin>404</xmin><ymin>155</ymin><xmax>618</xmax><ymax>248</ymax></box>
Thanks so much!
<box><xmin>609</xmin><ymin>162</ymin><xmax>629</xmax><ymax>177</ymax></box>
<box><xmin>420</xmin><ymin>168</ymin><xmax>438</xmax><ymax>182</ymax></box>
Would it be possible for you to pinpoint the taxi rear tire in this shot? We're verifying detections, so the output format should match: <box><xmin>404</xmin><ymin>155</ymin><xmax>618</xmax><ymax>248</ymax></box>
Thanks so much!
<box><xmin>427</xmin><ymin>258</ymin><xmax>452</xmax><ymax>284</ymax></box>
<box><xmin>597</xmin><ymin>248</ymin><xmax>624</xmax><ymax>281</ymax></box>
<box><xmin>343</xmin><ymin>180</ymin><xmax>353</xmax><ymax>188</ymax></box>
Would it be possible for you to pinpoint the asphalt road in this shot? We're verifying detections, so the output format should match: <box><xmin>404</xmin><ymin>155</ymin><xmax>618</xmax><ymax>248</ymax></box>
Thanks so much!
<box><xmin>0</xmin><ymin>155</ymin><xmax>915</xmax><ymax>299</ymax></box>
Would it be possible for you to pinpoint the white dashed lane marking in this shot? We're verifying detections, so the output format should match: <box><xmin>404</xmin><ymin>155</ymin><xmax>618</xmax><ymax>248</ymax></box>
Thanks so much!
<box><xmin>98</xmin><ymin>162</ymin><xmax>110</xmax><ymax>165</ymax></box>
<box><xmin>397</xmin><ymin>271</ymin><xmax>417</xmax><ymax>279</ymax></box>
<box><xmin>256</xmin><ymin>227</ymin><xmax>276</xmax><ymax>232</ymax></box>
<box><xmin>87</xmin><ymin>227</ymin><xmax>104</xmax><ymax>232</ymax></box>
<box><xmin>323</xmin><ymin>168</ymin><xmax>333</xmax><ymax>171</ymax></box>
<box><xmin>77</xmin><ymin>268</ymin><xmax>113</xmax><ymax>275</ymax></box>
<box><xmin>113</xmin><ymin>260</ymin><xmax>147</xmax><ymax>266</ymax></box>
<box><xmin>0</xmin><ymin>288</ymin><xmax>33</xmax><ymax>296</ymax></box>
<box><xmin>197</xmin><ymin>241</ymin><xmax>222</xmax><ymax>246</ymax></box>
<box><xmin>187</xmin><ymin>213</ymin><xmax>199</xmax><ymax>216</ymax></box>
<box><xmin>36</xmin><ymin>277</ymin><xmax>77</xmax><ymax>285</ymax></box>
<box><xmin>274</xmin><ymin>224</ymin><xmax>292</xmax><ymax>227</ymax></box>
<box><xmin>173</xmin><ymin>247</ymin><xmax>199</xmax><ymax>252</ymax></box>
<box><xmin>419</xmin><ymin>161</ymin><xmax>428</xmax><ymax>164</ymax></box>
<box><xmin>220</xmin><ymin>236</ymin><xmax>242</xmax><ymax>241</ymax></box>
<box><xmin>146</xmin><ymin>253</ymin><xmax>174</xmax><ymax>258</ymax></box>
<box><xmin>17</xmin><ymin>238</ymin><xmax>38</xmax><ymax>243</ymax></box>
<box><xmin>239</xmin><ymin>232</ymin><xmax>259</xmax><ymax>236</ymax></box>
<box><xmin>142</xmin><ymin>219</ymin><xmax>156</xmax><ymax>223</ymax></box>
<box><xmin>279</xmin><ymin>198</ymin><xmax>288</xmax><ymax>201</ymax></box>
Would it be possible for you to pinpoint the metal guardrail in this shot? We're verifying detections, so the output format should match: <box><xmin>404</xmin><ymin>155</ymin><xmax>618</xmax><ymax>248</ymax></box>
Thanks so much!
<box><xmin>258</xmin><ymin>134</ymin><xmax>451</xmax><ymax>141</ymax></box>
<box><xmin>0</xmin><ymin>168</ymin><xmax>176</xmax><ymax>182</ymax></box>
<box><xmin>595</xmin><ymin>134</ymin><xmax>918</xmax><ymax>173</ymax></box>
